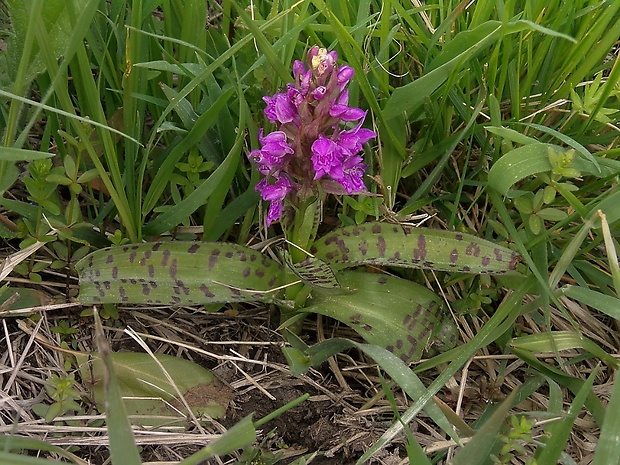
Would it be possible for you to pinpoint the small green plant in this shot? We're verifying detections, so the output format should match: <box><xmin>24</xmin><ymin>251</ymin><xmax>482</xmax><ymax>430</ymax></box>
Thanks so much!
<box><xmin>513</xmin><ymin>186</ymin><xmax>568</xmax><ymax>236</ymax></box>
<box><xmin>491</xmin><ymin>415</ymin><xmax>538</xmax><ymax>465</ymax></box>
<box><xmin>32</xmin><ymin>373</ymin><xmax>83</xmax><ymax>423</ymax></box>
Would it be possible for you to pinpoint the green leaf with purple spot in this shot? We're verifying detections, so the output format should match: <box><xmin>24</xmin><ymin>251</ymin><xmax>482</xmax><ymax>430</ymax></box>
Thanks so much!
<box><xmin>282</xmin><ymin>252</ymin><xmax>341</xmax><ymax>290</ymax></box>
<box><xmin>302</xmin><ymin>271</ymin><xmax>458</xmax><ymax>362</ymax></box>
<box><xmin>76</xmin><ymin>242</ymin><xmax>285</xmax><ymax>305</ymax></box>
<box><xmin>310</xmin><ymin>222</ymin><xmax>520</xmax><ymax>274</ymax></box>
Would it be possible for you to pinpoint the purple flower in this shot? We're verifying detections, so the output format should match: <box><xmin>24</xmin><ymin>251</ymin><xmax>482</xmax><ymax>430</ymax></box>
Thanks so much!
<box><xmin>248</xmin><ymin>130</ymin><xmax>293</xmax><ymax>175</ymax></box>
<box><xmin>263</xmin><ymin>93</ymin><xmax>297</xmax><ymax>124</ymax></box>
<box><xmin>329</xmin><ymin>90</ymin><xmax>366</xmax><ymax>121</ymax></box>
<box><xmin>337</xmin><ymin>65</ymin><xmax>355</xmax><ymax>88</ymax></box>
<box><xmin>255</xmin><ymin>176</ymin><xmax>294</xmax><ymax>226</ymax></box>
<box><xmin>338</xmin><ymin>119</ymin><xmax>376</xmax><ymax>155</ymax></box>
<box><xmin>311</xmin><ymin>136</ymin><xmax>344</xmax><ymax>180</ymax></box>
<box><xmin>339</xmin><ymin>155</ymin><xmax>367</xmax><ymax>193</ymax></box>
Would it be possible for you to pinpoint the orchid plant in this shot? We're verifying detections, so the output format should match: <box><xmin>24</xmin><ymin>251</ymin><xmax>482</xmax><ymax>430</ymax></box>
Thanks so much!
<box><xmin>77</xmin><ymin>46</ymin><xmax>520</xmax><ymax>364</ymax></box>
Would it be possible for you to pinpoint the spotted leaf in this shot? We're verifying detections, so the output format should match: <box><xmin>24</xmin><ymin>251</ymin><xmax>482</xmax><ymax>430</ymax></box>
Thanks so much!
<box><xmin>311</xmin><ymin>222</ymin><xmax>520</xmax><ymax>274</ymax></box>
<box><xmin>282</xmin><ymin>252</ymin><xmax>341</xmax><ymax>290</ymax></box>
<box><xmin>302</xmin><ymin>271</ymin><xmax>458</xmax><ymax>362</ymax></box>
<box><xmin>76</xmin><ymin>242</ymin><xmax>285</xmax><ymax>305</ymax></box>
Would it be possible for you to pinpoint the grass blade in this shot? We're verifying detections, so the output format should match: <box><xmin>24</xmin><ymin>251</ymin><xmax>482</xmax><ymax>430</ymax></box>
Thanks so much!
<box><xmin>592</xmin><ymin>372</ymin><xmax>620</xmax><ymax>465</ymax></box>
<box><xmin>93</xmin><ymin>309</ymin><xmax>141</xmax><ymax>465</ymax></box>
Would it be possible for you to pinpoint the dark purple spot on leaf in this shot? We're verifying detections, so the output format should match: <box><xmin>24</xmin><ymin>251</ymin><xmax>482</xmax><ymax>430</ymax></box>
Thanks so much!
<box><xmin>148</xmin><ymin>265</ymin><xmax>154</xmax><ymax>278</ymax></box>
<box><xmin>350</xmin><ymin>313</ymin><xmax>362</xmax><ymax>324</ymax></box>
<box><xmin>161</xmin><ymin>250</ymin><xmax>170</xmax><ymax>266</ymax></box>
<box><xmin>372</xmin><ymin>224</ymin><xmax>381</xmax><ymax>234</ymax></box>
<box><xmin>209</xmin><ymin>249</ymin><xmax>220</xmax><ymax>270</ymax></box>
<box><xmin>359</xmin><ymin>241</ymin><xmax>369</xmax><ymax>256</ymax></box>
<box><xmin>169</xmin><ymin>258</ymin><xmax>178</xmax><ymax>280</ymax></box>
<box><xmin>466</xmin><ymin>242</ymin><xmax>481</xmax><ymax>257</ymax></box>
<box><xmin>106</xmin><ymin>255</ymin><xmax>114</xmax><ymax>264</ymax></box>
<box><xmin>481</xmin><ymin>256</ymin><xmax>491</xmax><ymax>267</ymax></box>
<box><xmin>200</xmin><ymin>284</ymin><xmax>214</xmax><ymax>298</ymax></box>
<box><xmin>450</xmin><ymin>249</ymin><xmax>459</xmax><ymax>263</ymax></box>
<box><xmin>414</xmin><ymin>235</ymin><xmax>427</xmax><ymax>261</ymax></box>
<box><xmin>377</xmin><ymin>236</ymin><xmax>386</xmax><ymax>257</ymax></box>
<box><xmin>188</xmin><ymin>244</ymin><xmax>200</xmax><ymax>254</ymax></box>
<box><xmin>142</xmin><ymin>284</ymin><xmax>150</xmax><ymax>295</ymax></box>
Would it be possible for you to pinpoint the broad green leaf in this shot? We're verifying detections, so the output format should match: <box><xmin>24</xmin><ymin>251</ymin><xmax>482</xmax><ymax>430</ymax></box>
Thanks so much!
<box><xmin>311</xmin><ymin>222</ymin><xmax>520</xmax><ymax>274</ymax></box>
<box><xmin>76</xmin><ymin>242</ymin><xmax>285</xmax><ymax>305</ymax></box>
<box><xmin>0</xmin><ymin>147</ymin><xmax>54</xmax><ymax>161</ymax></box>
<box><xmin>509</xmin><ymin>331</ymin><xmax>618</xmax><ymax>369</ymax></box>
<box><xmin>561</xmin><ymin>285</ymin><xmax>620</xmax><ymax>320</ymax></box>
<box><xmin>5</xmin><ymin>0</ymin><xmax>89</xmax><ymax>83</ymax></box>
<box><xmin>485</xmin><ymin>126</ymin><xmax>539</xmax><ymax>146</ymax></box>
<box><xmin>488</xmin><ymin>143</ymin><xmax>613</xmax><ymax>196</ymax></box>
<box><xmin>0</xmin><ymin>288</ymin><xmax>52</xmax><ymax>315</ymax></box>
<box><xmin>302</xmin><ymin>271</ymin><xmax>456</xmax><ymax>362</ymax></box>
<box><xmin>76</xmin><ymin>351</ymin><xmax>231</xmax><ymax>427</ymax></box>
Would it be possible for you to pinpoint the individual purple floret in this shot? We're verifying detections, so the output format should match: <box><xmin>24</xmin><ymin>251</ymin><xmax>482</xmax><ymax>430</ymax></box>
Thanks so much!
<box><xmin>248</xmin><ymin>45</ymin><xmax>376</xmax><ymax>226</ymax></box>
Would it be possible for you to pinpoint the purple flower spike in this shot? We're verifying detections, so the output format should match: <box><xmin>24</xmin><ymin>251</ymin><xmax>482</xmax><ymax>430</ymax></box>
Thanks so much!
<box><xmin>248</xmin><ymin>45</ymin><xmax>377</xmax><ymax>226</ymax></box>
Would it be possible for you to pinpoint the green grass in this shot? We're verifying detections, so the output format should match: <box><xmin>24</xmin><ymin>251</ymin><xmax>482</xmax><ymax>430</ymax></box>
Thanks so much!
<box><xmin>1</xmin><ymin>0</ymin><xmax>619</xmax><ymax>463</ymax></box>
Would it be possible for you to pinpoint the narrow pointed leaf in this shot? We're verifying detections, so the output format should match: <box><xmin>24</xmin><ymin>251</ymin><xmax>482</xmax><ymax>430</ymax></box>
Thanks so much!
<box><xmin>76</xmin><ymin>242</ymin><xmax>284</xmax><ymax>305</ymax></box>
<box><xmin>311</xmin><ymin>223</ymin><xmax>520</xmax><ymax>274</ymax></box>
